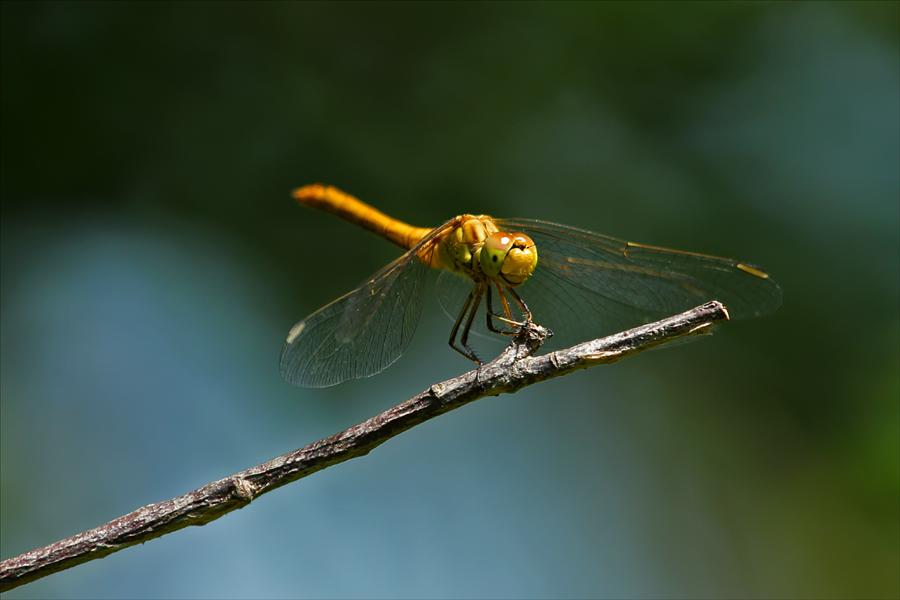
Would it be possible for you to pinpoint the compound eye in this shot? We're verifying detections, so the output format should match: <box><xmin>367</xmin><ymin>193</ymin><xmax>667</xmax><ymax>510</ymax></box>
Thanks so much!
<box><xmin>480</xmin><ymin>232</ymin><xmax>513</xmax><ymax>278</ymax></box>
<box><xmin>484</xmin><ymin>232</ymin><xmax>514</xmax><ymax>254</ymax></box>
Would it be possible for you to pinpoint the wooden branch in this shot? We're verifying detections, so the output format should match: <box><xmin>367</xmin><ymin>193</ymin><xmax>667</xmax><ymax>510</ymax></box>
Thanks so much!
<box><xmin>0</xmin><ymin>301</ymin><xmax>729</xmax><ymax>592</ymax></box>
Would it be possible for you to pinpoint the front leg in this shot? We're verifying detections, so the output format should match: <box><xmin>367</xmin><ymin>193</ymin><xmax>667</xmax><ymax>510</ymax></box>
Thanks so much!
<box><xmin>485</xmin><ymin>283</ymin><xmax>525</xmax><ymax>336</ymax></box>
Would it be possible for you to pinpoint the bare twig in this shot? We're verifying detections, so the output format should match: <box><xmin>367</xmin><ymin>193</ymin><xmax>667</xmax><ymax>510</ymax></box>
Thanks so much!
<box><xmin>0</xmin><ymin>301</ymin><xmax>729</xmax><ymax>592</ymax></box>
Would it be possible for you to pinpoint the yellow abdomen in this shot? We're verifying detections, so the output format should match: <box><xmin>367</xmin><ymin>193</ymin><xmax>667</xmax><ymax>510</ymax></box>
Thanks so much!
<box><xmin>293</xmin><ymin>184</ymin><xmax>433</xmax><ymax>252</ymax></box>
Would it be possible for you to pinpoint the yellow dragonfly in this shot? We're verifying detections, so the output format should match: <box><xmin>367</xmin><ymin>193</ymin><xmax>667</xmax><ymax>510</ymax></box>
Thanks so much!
<box><xmin>280</xmin><ymin>184</ymin><xmax>783</xmax><ymax>387</ymax></box>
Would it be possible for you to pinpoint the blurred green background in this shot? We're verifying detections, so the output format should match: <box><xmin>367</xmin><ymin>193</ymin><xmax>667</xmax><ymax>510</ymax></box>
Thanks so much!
<box><xmin>1</xmin><ymin>2</ymin><xmax>898</xmax><ymax>598</ymax></box>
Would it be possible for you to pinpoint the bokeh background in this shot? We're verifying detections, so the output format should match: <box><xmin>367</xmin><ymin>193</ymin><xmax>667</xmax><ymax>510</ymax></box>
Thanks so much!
<box><xmin>2</xmin><ymin>2</ymin><xmax>898</xmax><ymax>598</ymax></box>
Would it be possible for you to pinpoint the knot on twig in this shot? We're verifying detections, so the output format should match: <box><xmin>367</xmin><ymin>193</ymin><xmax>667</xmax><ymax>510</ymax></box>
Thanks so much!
<box><xmin>230</xmin><ymin>478</ymin><xmax>257</xmax><ymax>503</ymax></box>
<box><xmin>493</xmin><ymin>321</ymin><xmax>553</xmax><ymax>368</ymax></box>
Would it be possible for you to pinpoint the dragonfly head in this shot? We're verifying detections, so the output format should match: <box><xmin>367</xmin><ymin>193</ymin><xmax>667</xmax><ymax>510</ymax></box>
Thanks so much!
<box><xmin>480</xmin><ymin>231</ymin><xmax>537</xmax><ymax>286</ymax></box>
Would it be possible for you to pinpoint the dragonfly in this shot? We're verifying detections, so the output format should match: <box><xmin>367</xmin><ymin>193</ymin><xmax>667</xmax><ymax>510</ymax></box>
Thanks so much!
<box><xmin>280</xmin><ymin>184</ymin><xmax>783</xmax><ymax>387</ymax></box>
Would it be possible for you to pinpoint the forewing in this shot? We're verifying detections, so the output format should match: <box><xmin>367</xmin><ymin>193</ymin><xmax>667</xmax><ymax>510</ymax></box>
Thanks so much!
<box><xmin>495</xmin><ymin>218</ymin><xmax>783</xmax><ymax>347</ymax></box>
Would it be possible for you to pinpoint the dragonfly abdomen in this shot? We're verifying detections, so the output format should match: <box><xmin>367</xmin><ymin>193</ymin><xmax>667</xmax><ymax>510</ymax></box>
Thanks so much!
<box><xmin>293</xmin><ymin>184</ymin><xmax>432</xmax><ymax>252</ymax></box>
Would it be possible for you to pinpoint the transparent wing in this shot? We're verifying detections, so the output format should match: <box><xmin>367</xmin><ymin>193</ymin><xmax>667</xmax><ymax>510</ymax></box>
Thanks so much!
<box><xmin>280</xmin><ymin>224</ymin><xmax>452</xmax><ymax>388</ymax></box>
<box><xmin>489</xmin><ymin>219</ymin><xmax>783</xmax><ymax>348</ymax></box>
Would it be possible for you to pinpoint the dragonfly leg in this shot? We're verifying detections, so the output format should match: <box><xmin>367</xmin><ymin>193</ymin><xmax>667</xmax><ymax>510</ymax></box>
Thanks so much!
<box><xmin>506</xmin><ymin>286</ymin><xmax>533</xmax><ymax>322</ymax></box>
<box><xmin>505</xmin><ymin>283</ymin><xmax>552</xmax><ymax>337</ymax></box>
<box><xmin>459</xmin><ymin>284</ymin><xmax>486</xmax><ymax>362</ymax></box>
<box><xmin>449</xmin><ymin>283</ymin><xmax>484</xmax><ymax>364</ymax></box>
<box><xmin>485</xmin><ymin>283</ymin><xmax>523</xmax><ymax>336</ymax></box>
<box><xmin>448</xmin><ymin>285</ymin><xmax>475</xmax><ymax>352</ymax></box>
<box><xmin>495</xmin><ymin>281</ymin><xmax>515</xmax><ymax>321</ymax></box>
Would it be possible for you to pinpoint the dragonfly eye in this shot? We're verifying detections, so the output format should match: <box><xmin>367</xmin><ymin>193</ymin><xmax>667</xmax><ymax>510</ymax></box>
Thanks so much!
<box><xmin>480</xmin><ymin>232</ymin><xmax>537</xmax><ymax>285</ymax></box>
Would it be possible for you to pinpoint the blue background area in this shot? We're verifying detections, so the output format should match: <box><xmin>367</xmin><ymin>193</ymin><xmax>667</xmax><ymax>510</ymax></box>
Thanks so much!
<box><xmin>2</xmin><ymin>2</ymin><xmax>898</xmax><ymax>598</ymax></box>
